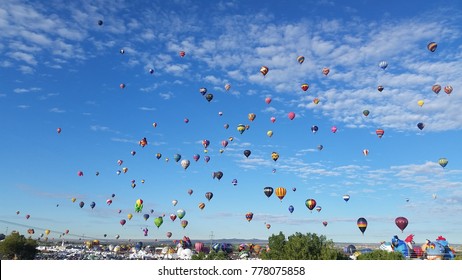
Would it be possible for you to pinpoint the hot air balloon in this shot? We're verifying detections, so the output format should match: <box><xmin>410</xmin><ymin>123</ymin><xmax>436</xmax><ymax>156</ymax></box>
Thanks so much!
<box><xmin>205</xmin><ymin>192</ymin><xmax>213</xmax><ymax>201</ymax></box>
<box><xmin>188</xmin><ymin>189</ymin><xmax>193</xmax><ymax>195</ymax></box>
<box><xmin>395</xmin><ymin>217</ymin><xmax>408</xmax><ymax>232</ymax></box>
<box><xmin>363</xmin><ymin>149</ymin><xmax>369</xmax><ymax>156</ymax></box>
<box><xmin>343</xmin><ymin>194</ymin><xmax>350</xmax><ymax>202</ymax></box>
<box><xmin>379</xmin><ymin>60</ymin><xmax>388</xmax><ymax>69</ymax></box>
<box><xmin>198</xmin><ymin>202</ymin><xmax>205</xmax><ymax>210</ymax></box>
<box><xmin>275</xmin><ymin>187</ymin><xmax>287</xmax><ymax>201</ymax></box>
<box><xmin>248</xmin><ymin>113</ymin><xmax>256</xmax><ymax>121</ymax></box>
<box><xmin>199</xmin><ymin>87</ymin><xmax>207</xmax><ymax>95</ymax></box>
<box><xmin>27</xmin><ymin>229</ymin><xmax>35</xmax><ymax>235</ymax></box>
<box><xmin>322</xmin><ymin>67</ymin><xmax>330</xmax><ymax>76</ymax></box>
<box><xmin>120</xmin><ymin>219</ymin><xmax>126</xmax><ymax>226</ymax></box>
<box><xmin>357</xmin><ymin>217</ymin><xmax>367</xmax><ymax>235</ymax></box>
<box><xmin>237</xmin><ymin>124</ymin><xmax>246</xmax><ymax>134</ymax></box>
<box><xmin>301</xmin><ymin>83</ymin><xmax>309</xmax><ymax>91</ymax></box>
<box><xmin>232</xmin><ymin>179</ymin><xmax>238</xmax><ymax>186</ymax></box>
<box><xmin>179</xmin><ymin>51</ymin><xmax>186</xmax><ymax>57</ymax></box>
<box><xmin>90</xmin><ymin>202</ymin><xmax>96</xmax><ymax>209</ymax></box>
<box><xmin>245</xmin><ymin>212</ymin><xmax>254</xmax><ymax>222</ymax></box>
<box><xmin>202</xmin><ymin>139</ymin><xmax>210</xmax><ymax>149</ymax></box>
<box><xmin>288</xmin><ymin>205</ymin><xmax>294</xmax><ymax>214</ymax></box>
<box><xmin>266</xmin><ymin>224</ymin><xmax>271</xmax><ymax>229</ymax></box>
<box><xmin>432</xmin><ymin>84</ymin><xmax>441</xmax><ymax>94</ymax></box>
<box><xmin>315</xmin><ymin>206</ymin><xmax>322</xmax><ymax>213</ymax></box>
<box><xmin>223</xmin><ymin>123</ymin><xmax>229</xmax><ymax>129</ymax></box>
<box><xmin>170</xmin><ymin>214</ymin><xmax>177</xmax><ymax>222</ymax></box>
<box><xmin>171</xmin><ymin>200</ymin><xmax>178</xmax><ymax>207</ymax></box>
<box><xmin>438</xmin><ymin>158</ymin><xmax>448</xmax><ymax>168</ymax></box>
<box><xmin>135</xmin><ymin>199</ymin><xmax>143</xmax><ymax>213</ymax></box>
<box><xmin>305</xmin><ymin>199</ymin><xmax>316</xmax><ymax>212</ymax></box>
<box><xmin>323</xmin><ymin>221</ymin><xmax>328</xmax><ymax>227</ymax></box>
<box><xmin>181</xmin><ymin>220</ymin><xmax>188</xmax><ymax>229</ymax></box>
<box><xmin>45</xmin><ymin>229</ymin><xmax>50</xmax><ymax>236</ymax></box>
<box><xmin>224</xmin><ymin>84</ymin><xmax>231</xmax><ymax>91</ymax></box>
<box><xmin>166</xmin><ymin>232</ymin><xmax>172</xmax><ymax>238</ymax></box>
<box><xmin>120</xmin><ymin>83</ymin><xmax>126</xmax><ymax>89</ymax></box>
<box><xmin>205</xmin><ymin>93</ymin><xmax>213</xmax><ymax>102</ymax></box>
<box><xmin>177</xmin><ymin>209</ymin><xmax>186</xmax><ymax>219</ymax></box>
<box><xmin>173</xmin><ymin>154</ymin><xmax>181</xmax><ymax>162</ymax></box>
<box><xmin>331</xmin><ymin>126</ymin><xmax>337</xmax><ymax>133</ymax></box>
<box><xmin>77</xmin><ymin>171</ymin><xmax>84</xmax><ymax>176</ymax></box>
<box><xmin>264</xmin><ymin>187</ymin><xmax>273</xmax><ymax>198</ymax></box>
<box><xmin>311</xmin><ymin>125</ymin><xmax>318</xmax><ymax>133</ymax></box>
<box><xmin>71</xmin><ymin>197</ymin><xmax>76</xmax><ymax>203</ymax></box>
<box><xmin>417</xmin><ymin>100</ymin><xmax>424</xmax><ymax>107</ymax></box>
<box><xmin>363</xmin><ymin>110</ymin><xmax>370</xmax><ymax>117</ymax></box>
<box><xmin>79</xmin><ymin>201</ymin><xmax>85</xmax><ymax>208</ymax></box>
<box><xmin>154</xmin><ymin>216</ymin><xmax>163</xmax><ymax>228</ymax></box>
<box><xmin>127</xmin><ymin>213</ymin><xmax>133</xmax><ymax>220</ymax></box>
<box><xmin>288</xmin><ymin>112</ymin><xmax>296</xmax><ymax>120</ymax></box>
<box><xmin>270</xmin><ymin>116</ymin><xmax>276</xmax><ymax>123</ymax></box>
<box><xmin>184</xmin><ymin>118</ymin><xmax>189</xmax><ymax>123</ymax></box>
<box><xmin>131</xmin><ymin>150</ymin><xmax>136</xmax><ymax>156</ymax></box>
<box><xmin>143</xmin><ymin>214</ymin><xmax>150</xmax><ymax>221</ymax></box>
<box><xmin>139</xmin><ymin>137</ymin><xmax>148</xmax><ymax>147</ymax></box>
<box><xmin>193</xmin><ymin>154</ymin><xmax>200</xmax><ymax>162</ymax></box>
<box><xmin>243</xmin><ymin>150</ymin><xmax>251</xmax><ymax>158</ymax></box>
<box><xmin>417</xmin><ymin>122</ymin><xmax>425</xmax><ymax>130</ymax></box>
<box><xmin>427</xmin><ymin>42</ymin><xmax>437</xmax><ymax>52</ymax></box>
<box><xmin>444</xmin><ymin>85</ymin><xmax>453</xmax><ymax>95</ymax></box>
<box><xmin>271</xmin><ymin>152</ymin><xmax>279</xmax><ymax>162</ymax></box>
<box><xmin>297</xmin><ymin>56</ymin><xmax>305</xmax><ymax>64</ymax></box>
<box><xmin>313</xmin><ymin>97</ymin><xmax>320</xmax><ymax>104</ymax></box>
<box><xmin>149</xmin><ymin>68</ymin><xmax>154</xmax><ymax>74</ymax></box>
<box><xmin>265</xmin><ymin>97</ymin><xmax>272</xmax><ymax>104</ymax></box>
<box><xmin>376</xmin><ymin>129</ymin><xmax>384</xmax><ymax>139</ymax></box>
<box><xmin>260</xmin><ymin>66</ymin><xmax>269</xmax><ymax>76</ymax></box>
<box><xmin>204</xmin><ymin>156</ymin><xmax>210</xmax><ymax>163</ymax></box>
<box><xmin>180</xmin><ymin>159</ymin><xmax>190</xmax><ymax>170</ymax></box>
<box><xmin>25</xmin><ymin>214</ymin><xmax>30</xmax><ymax>219</ymax></box>
<box><xmin>156</xmin><ymin>153</ymin><xmax>162</xmax><ymax>160</ymax></box>
<box><xmin>57</xmin><ymin>127</ymin><xmax>62</xmax><ymax>134</ymax></box>
<box><xmin>98</xmin><ymin>20</ymin><xmax>103</xmax><ymax>26</ymax></box>
<box><xmin>212</xmin><ymin>171</ymin><xmax>223</xmax><ymax>180</ymax></box>
<box><xmin>317</xmin><ymin>145</ymin><xmax>323</xmax><ymax>151</ymax></box>
<box><xmin>377</xmin><ymin>85</ymin><xmax>384</xmax><ymax>92</ymax></box>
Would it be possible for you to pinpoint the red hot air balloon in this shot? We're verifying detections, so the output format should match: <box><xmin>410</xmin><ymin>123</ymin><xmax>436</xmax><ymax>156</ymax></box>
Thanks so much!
<box><xmin>288</xmin><ymin>112</ymin><xmax>295</xmax><ymax>120</ymax></box>
<box><xmin>395</xmin><ymin>217</ymin><xmax>408</xmax><ymax>232</ymax></box>
<box><xmin>245</xmin><ymin>212</ymin><xmax>254</xmax><ymax>222</ymax></box>
<box><xmin>265</xmin><ymin>97</ymin><xmax>272</xmax><ymax>104</ymax></box>
<box><xmin>357</xmin><ymin>217</ymin><xmax>367</xmax><ymax>235</ymax></box>
<box><xmin>305</xmin><ymin>199</ymin><xmax>317</xmax><ymax>212</ymax></box>
<box><xmin>376</xmin><ymin>129</ymin><xmax>384</xmax><ymax>139</ymax></box>
<box><xmin>179</xmin><ymin>51</ymin><xmax>186</xmax><ymax>57</ymax></box>
<box><xmin>301</xmin><ymin>83</ymin><xmax>309</xmax><ymax>91</ymax></box>
<box><xmin>120</xmin><ymin>219</ymin><xmax>126</xmax><ymax>226</ymax></box>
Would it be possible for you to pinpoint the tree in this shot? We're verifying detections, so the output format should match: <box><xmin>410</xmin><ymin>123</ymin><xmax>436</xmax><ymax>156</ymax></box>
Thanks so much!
<box><xmin>356</xmin><ymin>250</ymin><xmax>405</xmax><ymax>260</ymax></box>
<box><xmin>0</xmin><ymin>231</ymin><xmax>38</xmax><ymax>260</ymax></box>
<box><xmin>260</xmin><ymin>231</ymin><xmax>348</xmax><ymax>260</ymax></box>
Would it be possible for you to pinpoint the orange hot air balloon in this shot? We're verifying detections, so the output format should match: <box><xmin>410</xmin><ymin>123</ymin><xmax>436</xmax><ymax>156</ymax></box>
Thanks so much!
<box><xmin>301</xmin><ymin>83</ymin><xmax>309</xmax><ymax>91</ymax></box>
<box><xmin>198</xmin><ymin>202</ymin><xmax>205</xmax><ymax>210</ymax></box>
<box><xmin>427</xmin><ymin>42</ymin><xmax>437</xmax><ymax>52</ymax></box>
<box><xmin>313</xmin><ymin>98</ymin><xmax>320</xmax><ymax>104</ymax></box>
<box><xmin>444</xmin><ymin>85</ymin><xmax>453</xmax><ymax>95</ymax></box>
<box><xmin>322</xmin><ymin>67</ymin><xmax>330</xmax><ymax>76</ymax></box>
<box><xmin>260</xmin><ymin>66</ymin><xmax>269</xmax><ymax>76</ymax></box>
<box><xmin>248</xmin><ymin>113</ymin><xmax>256</xmax><ymax>121</ymax></box>
<box><xmin>376</xmin><ymin>129</ymin><xmax>384</xmax><ymax>139</ymax></box>
<box><xmin>432</xmin><ymin>84</ymin><xmax>441</xmax><ymax>94</ymax></box>
<box><xmin>275</xmin><ymin>187</ymin><xmax>287</xmax><ymax>201</ymax></box>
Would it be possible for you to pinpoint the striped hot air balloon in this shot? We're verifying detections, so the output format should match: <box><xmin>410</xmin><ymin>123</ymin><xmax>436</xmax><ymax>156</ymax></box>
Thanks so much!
<box><xmin>376</xmin><ymin>129</ymin><xmax>384</xmax><ymax>139</ymax></box>
<box><xmin>357</xmin><ymin>217</ymin><xmax>368</xmax><ymax>235</ymax></box>
<box><xmin>305</xmin><ymin>199</ymin><xmax>317</xmax><ymax>212</ymax></box>
<box><xmin>275</xmin><ymin>187</ymin><xmax>287</xmax><ymax>201</ymax></box>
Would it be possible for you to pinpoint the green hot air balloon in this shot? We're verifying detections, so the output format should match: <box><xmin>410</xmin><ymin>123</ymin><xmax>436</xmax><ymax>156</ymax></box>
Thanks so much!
<box><xmin>177</xmin><ymin>209</ymin><xmax>186</xmax><ymax>219</ymax></box>
<box><xmin>154</xmin><ymin>216</ymin><xmax>163</xmax><ymax>228</ymax></box>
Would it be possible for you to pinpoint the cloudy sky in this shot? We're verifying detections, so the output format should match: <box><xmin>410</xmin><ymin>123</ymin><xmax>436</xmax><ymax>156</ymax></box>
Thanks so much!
<box><xmin>1</xmin><ymin>0</ymin><xmax>461</xmax><ymax>245</ymax></box>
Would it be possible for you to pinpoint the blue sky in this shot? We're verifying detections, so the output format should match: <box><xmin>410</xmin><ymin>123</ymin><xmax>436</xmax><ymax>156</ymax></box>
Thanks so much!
<box><xmin>1</xmin><ymin>0</ymin><xmax>462</xmax><ymax>245</ymax></box>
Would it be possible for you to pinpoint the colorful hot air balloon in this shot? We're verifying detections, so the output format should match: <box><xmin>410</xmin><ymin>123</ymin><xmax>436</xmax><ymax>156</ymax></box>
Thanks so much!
<box><xmin>181</xmin><ymin>220</ymin><xmax>188</xmax><ymax>229</ymax></box>
<box><xmin>266</xmin><ymin>223</ymin><xmax>271</xmax><ymax>229</ymax></box>
<box><xmin>275</xmin><ymin>187</ymin><xmax>287</xmax><ymax>201</ymax></box>
<box><xmin>297</xmin><ymin>56</ymin><xmax>305</xmax><ymax>64</ymax></box>
<box><xmin>260</xmin><ymin>66</ymin><xmax>269</xmax><ymax>76</ymax></box>
<box><xmin>120</xmin><ymin>83</ymin><xmax>126</xmax><ymax>89</ymax></box>
<box><xmin>135</xmin><ymin>199</ymin><xmax>143</xmax><ymax>213</ymax></box>
<box><xmin>267</xmin><ymin>130</ymin><xmax>273</xmax><ymax>137</ymax></box>
<box><xmin>237</xmin><ymin>124</ymin><xmax>246</xmax><ymax>134</ymax></box>
<box><xmin>127</xmin><ymin>213</ymin><xmax>133</xmax><ymax>220</ymax></box>
<box><xmin>305</xmin><ymin>199</ymin><xmax>316</xmax><ymax>212</ymax></box>
<box><xmin>313</xmin><ymin>97</ymin><xmax>320</xmax><ymax>104</ymax></box>
<box><xmin>438</xmin><ymin>158</ymin><xmax>448</xmax><ymax>168</ymax></box>
<box><xmin>427</xmin><ymin>42</ymin><xmax>437</xmax><ymax>52</ymax></box>
<box><xmin>265</xmin><ymin>97</ymin><xmax>272</xmax><ymax>104</ymax></box>
<box><xmin>245</xmin><ymin>212</ymin><xmax>254</xmax><ymax>222</ymax></box>
<box><xmin>444</xmin><ymin>85</ymin><xmax>453</xmax><ymax>95</ymax></box>
<box><xmin>363</xmin><ymin>110</ymin><xmax>370</xmax><ymax>117</ymax></box>
<box><xmin>315</xmin><ymin>206</ymin><xmax>322</xmax><ymax>213</ymax></box>
<box><xmin>323</xmin><ymin>221</ymin><xmax>328</xmax><ymax>227</ymax></box>
<box><xmin>432</xmin><ymin>84</ymin><xmax>441</xmax><ymax>94</ymax></box>
<box><xmin>224</xmin><ymin>84</ymin><xmax>231</xmax><ymax>91</ymax></box>
<box><xmin>198</xmin><ymin>202</ymin><xmax>205</xmax><ymax>210</ymax></box>
<box><xmin>301</xmin><ymin>83</ymin><xmax>309</xmax><ymax>91</ymax></box>
<box><xmin>376</xmin><ymin>129</ymin><xmax>384</xmax><ymax>139</ymax></box>
<box><xmin>205</xmin><ymin>93</ymin><xmax>213</xmax><ymax>102</ymax></box>
<box><xmin>271</xmin><ymin>152</ymin><xmax>279</xmax><ymax>161</ymax></box>
<box><xmin>248</xmin><ymin>113</ymin><xmax>256</xmax><ymax>121</ymax></box>
<box><xmin>322</xmin><ymin>67</ymin><xmax>330</xmax><ymax>76</ymax></box>
<box><xmin>395</xmin><ymin>217</ymin><xmax>408</xmax><ymax>232</ymax></box>
<box><xmin>264</xmin><ymin>187</ymin><xmax>274</xmax><ymax>198</ymax></box>
<box><xmin>357</xmin><ymin>217</ymin><xmax>368</xmax><ymax>235</ymax></box>
<box><xmin>179</xmin><ymin>51</ymin><xmax>186</xmax><ymax>57</ymax></box>
<box><xmin>270</xmin><ymin>116</ymin><xmax>276</xmax><ymax>123</ymax></box>
<box><xmin>170</xmin><ymin>214</ymin><xmax>177</xmax><ymax>222</ymax></box>
<box><xmin>188</xmin><ymin>189</ymin><xmax>193</xmax><ymax>195</ymax></box>
<box><xmin>177</xmin><ymin>209</ymin><xmax>186</xmax><ymax>219</ymax></box>
<box><xmin>199</xmin><ymin>87</ymin><xmax>207</xmax><ymax>95</ymax></box>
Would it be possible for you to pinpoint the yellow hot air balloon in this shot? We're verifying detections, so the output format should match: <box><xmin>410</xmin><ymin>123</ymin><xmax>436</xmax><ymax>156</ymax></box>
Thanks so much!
<box><xmin>275</xmin><ymin>187</ymin><xmax>287</xmax><ymax>201</ymax></box>
<box><xmin>267</xmin><ymin>130</ymin><xmax>273</xmax><ymax>137</ymax></box>
<box><xmin>71</xmin><ymin>198</ymin><xmax>76</xmax><ymax>203</ymax></box>
<box><xmin>45</xmin><ymin>229</ymin><xmax>51</xmax><ymax>236</ymax></box>
<box><xmin>417</xmin><ymin>100</ymin><xmax>424</xmax><ymax>107</ymax></box>
<box><xmin>237</xmin><ymin>124</ymin><xmax>246</xmax><ymax>134</ymax></box>
<box><xmin>271</xmin><ymin>152</ymin><xmax>279</xmax><ymax>162</ymax></box>
<box><xmin>198</xmin><ymin>202</ymin><xmax>205</xmax><ymax>210</ymax></box>
<box><xmin>127</xmin><ymin>213</ymin><xmax>133</xmax><ymax>220</ymax></box>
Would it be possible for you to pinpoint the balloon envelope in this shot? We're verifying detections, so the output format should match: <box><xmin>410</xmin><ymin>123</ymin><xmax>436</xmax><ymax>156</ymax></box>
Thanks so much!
<box><xmin>357</xmin><ymin>217</ymin><xmax>368</xmax><ymax>234</ymax></box>
<box><xmin>395</xmin><ymin>217</ymin><xmax>408</xmax><ymax>232</ymax></box>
